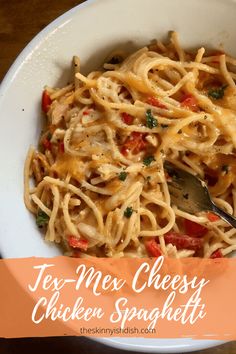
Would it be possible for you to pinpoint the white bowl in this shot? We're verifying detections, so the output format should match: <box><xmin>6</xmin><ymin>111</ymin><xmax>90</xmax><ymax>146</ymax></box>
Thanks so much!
<box><xmin>0</xmin><ymin>0</ymin><xmax>234</xmax><ymax>351</ymax></box>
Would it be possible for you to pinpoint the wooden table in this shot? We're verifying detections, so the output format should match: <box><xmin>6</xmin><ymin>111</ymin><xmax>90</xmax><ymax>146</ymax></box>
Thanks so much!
<box><xmin>0</xmin><ymin>0</ymin><xmax>235</xmax><ymax>353</ymax></box>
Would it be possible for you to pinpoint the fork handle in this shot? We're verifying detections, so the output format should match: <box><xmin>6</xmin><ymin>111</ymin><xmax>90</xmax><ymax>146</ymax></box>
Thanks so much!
<box><xmin>211</xmin><ymin>203</ymin><xmax>236</xmax><ymax>228</ymax></box>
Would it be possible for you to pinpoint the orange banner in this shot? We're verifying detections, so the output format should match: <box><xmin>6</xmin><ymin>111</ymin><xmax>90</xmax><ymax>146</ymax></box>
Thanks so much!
<box><xmin>1</xmin><ymin>256</ymin><xmax>236</xmax><ymax>339</ymax></box>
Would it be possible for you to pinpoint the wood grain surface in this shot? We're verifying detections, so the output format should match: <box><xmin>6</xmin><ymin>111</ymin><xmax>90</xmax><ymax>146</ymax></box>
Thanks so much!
<box><xmin>0</xmin><ymin>0</ymin><xmax>235</xmax><ymax>352</ymax></box>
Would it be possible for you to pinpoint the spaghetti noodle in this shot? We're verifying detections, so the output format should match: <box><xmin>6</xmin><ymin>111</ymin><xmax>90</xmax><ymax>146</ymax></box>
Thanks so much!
<box><xmin>24</xmin><ymin>32</ymin><xmax>236</xmax><ymax>258</ymax></box>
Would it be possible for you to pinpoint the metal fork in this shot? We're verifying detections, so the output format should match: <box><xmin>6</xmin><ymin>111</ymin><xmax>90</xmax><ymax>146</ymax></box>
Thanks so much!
<box><xmin>164</xmin><ymin>161</ymin><xmax>236</xmax><ymax>228</ymax></box>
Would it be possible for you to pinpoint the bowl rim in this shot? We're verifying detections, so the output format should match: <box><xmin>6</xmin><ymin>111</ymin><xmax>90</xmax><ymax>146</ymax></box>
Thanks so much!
<box><xmin>0</xmin><ymin>0</ymin><xmax>95</xmax><ymax>96</ymax></box>
<box><xmin>93</xmin><ymin>337</ymin><xmax>225</xmax><ymax>353</ymax></box>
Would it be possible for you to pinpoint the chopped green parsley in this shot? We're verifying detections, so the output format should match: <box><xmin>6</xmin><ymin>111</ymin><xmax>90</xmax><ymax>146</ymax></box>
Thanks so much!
<box><xmin>36</xmin><ymin>210</ymin><xmax>49</xmax><ymax>228</ymax></box>
<box><xmin>208</xmin><ymin>85</ymin><xmax>227</xmax><ymax>100</ymax></box>
<box><xmin>124</xmin><ymin>207</ymin><xmax>133</xmax><ymax>218</ymax></box>
<box><xmin>118</xmin><ymin>171</ymin><xmax>127</xmax><ymax>181</ymax></box>
<box><xmin>146</xmin><ymin>109</ymin><xmax>158</xmax><ymax>129</ymax></box>
<box><xmin>143</xmin><ymin>155</ymin><xmax>155</xmax><ymax>166</ymax></box>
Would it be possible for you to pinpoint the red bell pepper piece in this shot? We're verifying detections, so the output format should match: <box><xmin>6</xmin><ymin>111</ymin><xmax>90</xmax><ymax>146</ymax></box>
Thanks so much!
<box><xmin>68</xmin><ymin>235</ymin><xmax>88</xmax><ymax>251</ymax></box>
<box><xmin>207</xmin><ymin>212</ymin><xmax>220</xmax><ymax>222</ymax></box>
<box><xmin>210</xmin><ymin>249</ymin><xmax>223</xmax><ymax>259</ymax></box>
<box><xmin>146</xmin><ymin>96</ymin><xmax>167</xmax><ymax>109</ymax></box>
<box><xmin>42</xmin><ymin>90</ymin><xmax>52</xmax><ymax>113</ymax></box>
<box><xmin>145</xmin><ymin>239</ymin><xmax>162</xmax><ymax>257</ymax></box>
<box><xmin>121</xmin><ymin>132</ymin><xmax>146</xmax><ymax>155</ymax></box>
<box><xmin>184</xmin><ymin>219</ymin><xmax>208</xmax><ymax>238</ymax></box>
<box><xmin>164</xmin><ymin>232</ymin><xmax>203</xmax><ymax>251</ymax></box>
<box><xmin>121</xmin><ymin>112</ymin><xmax>134</xmax><ymax>125</ymax></box>
<box><xmin>180</xmin><ymin>94</ymin><xmax>198</xmax><ymax>112</ymax></box>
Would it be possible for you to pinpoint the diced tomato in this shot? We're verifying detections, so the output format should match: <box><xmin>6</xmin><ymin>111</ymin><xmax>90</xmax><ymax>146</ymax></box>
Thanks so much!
<box><xmin>42</xmin><ymin>90</ymin><xmax>52</xmax><ymax>113</ymax></box>
<box><xmin>68</xmin><ymin>235</ymin><xmax>88</xmax><ymax>251</ymax></box>
<box><xmin>180</xmin><ymin>94</ymin><xmax>198</xmax><ymax>112</ymax></box>
<box><xmin>207</xmin><ymin>212</ymin><xmax>220</xmax><ymax>222</ymax></box>
<box><xmin>146</xmin><ymin>96</ymin><xmax>167</xmax><ymax>109</ymax></box>
<box><xmin>121</xmin><ymin>132</ymin><xmax>146</xmax><ymax>155</ymax></box>
<box><xmin>121</xmin><ymin>112</ymin><xmax>134</xmax><ymax>125</ymax></box>
<box><xmin>59</xmin><ymin>141</ymin><xmax>65</xmax><ymax>153</ymax></box>
<box><xmin>42</xmin><ymin>138</ymin><xmax>52</xmax><ymax>151</ymax></box>
<box><xmin>145</xmin><ymin>239</ymin><xmax>162</xmax><ymax>257</ymax></box>
<box><xmin>210</xmin><ymin>249</ymin><xmax>223</xmax><ymax>259</ymax></box>
<box><xmin>83</xmin><ymin>110</ymin><xmax>89</xmax><ymax>115</ymax></box>
<box><xmin>164</xmin><ymin>232</ymin><xmax>203</xmax><ymax>251</ymax></box>
<box><xmin>184</xmin><ymin>219</ymin><xmax>208</xmax><ymax>238</ymax></box>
